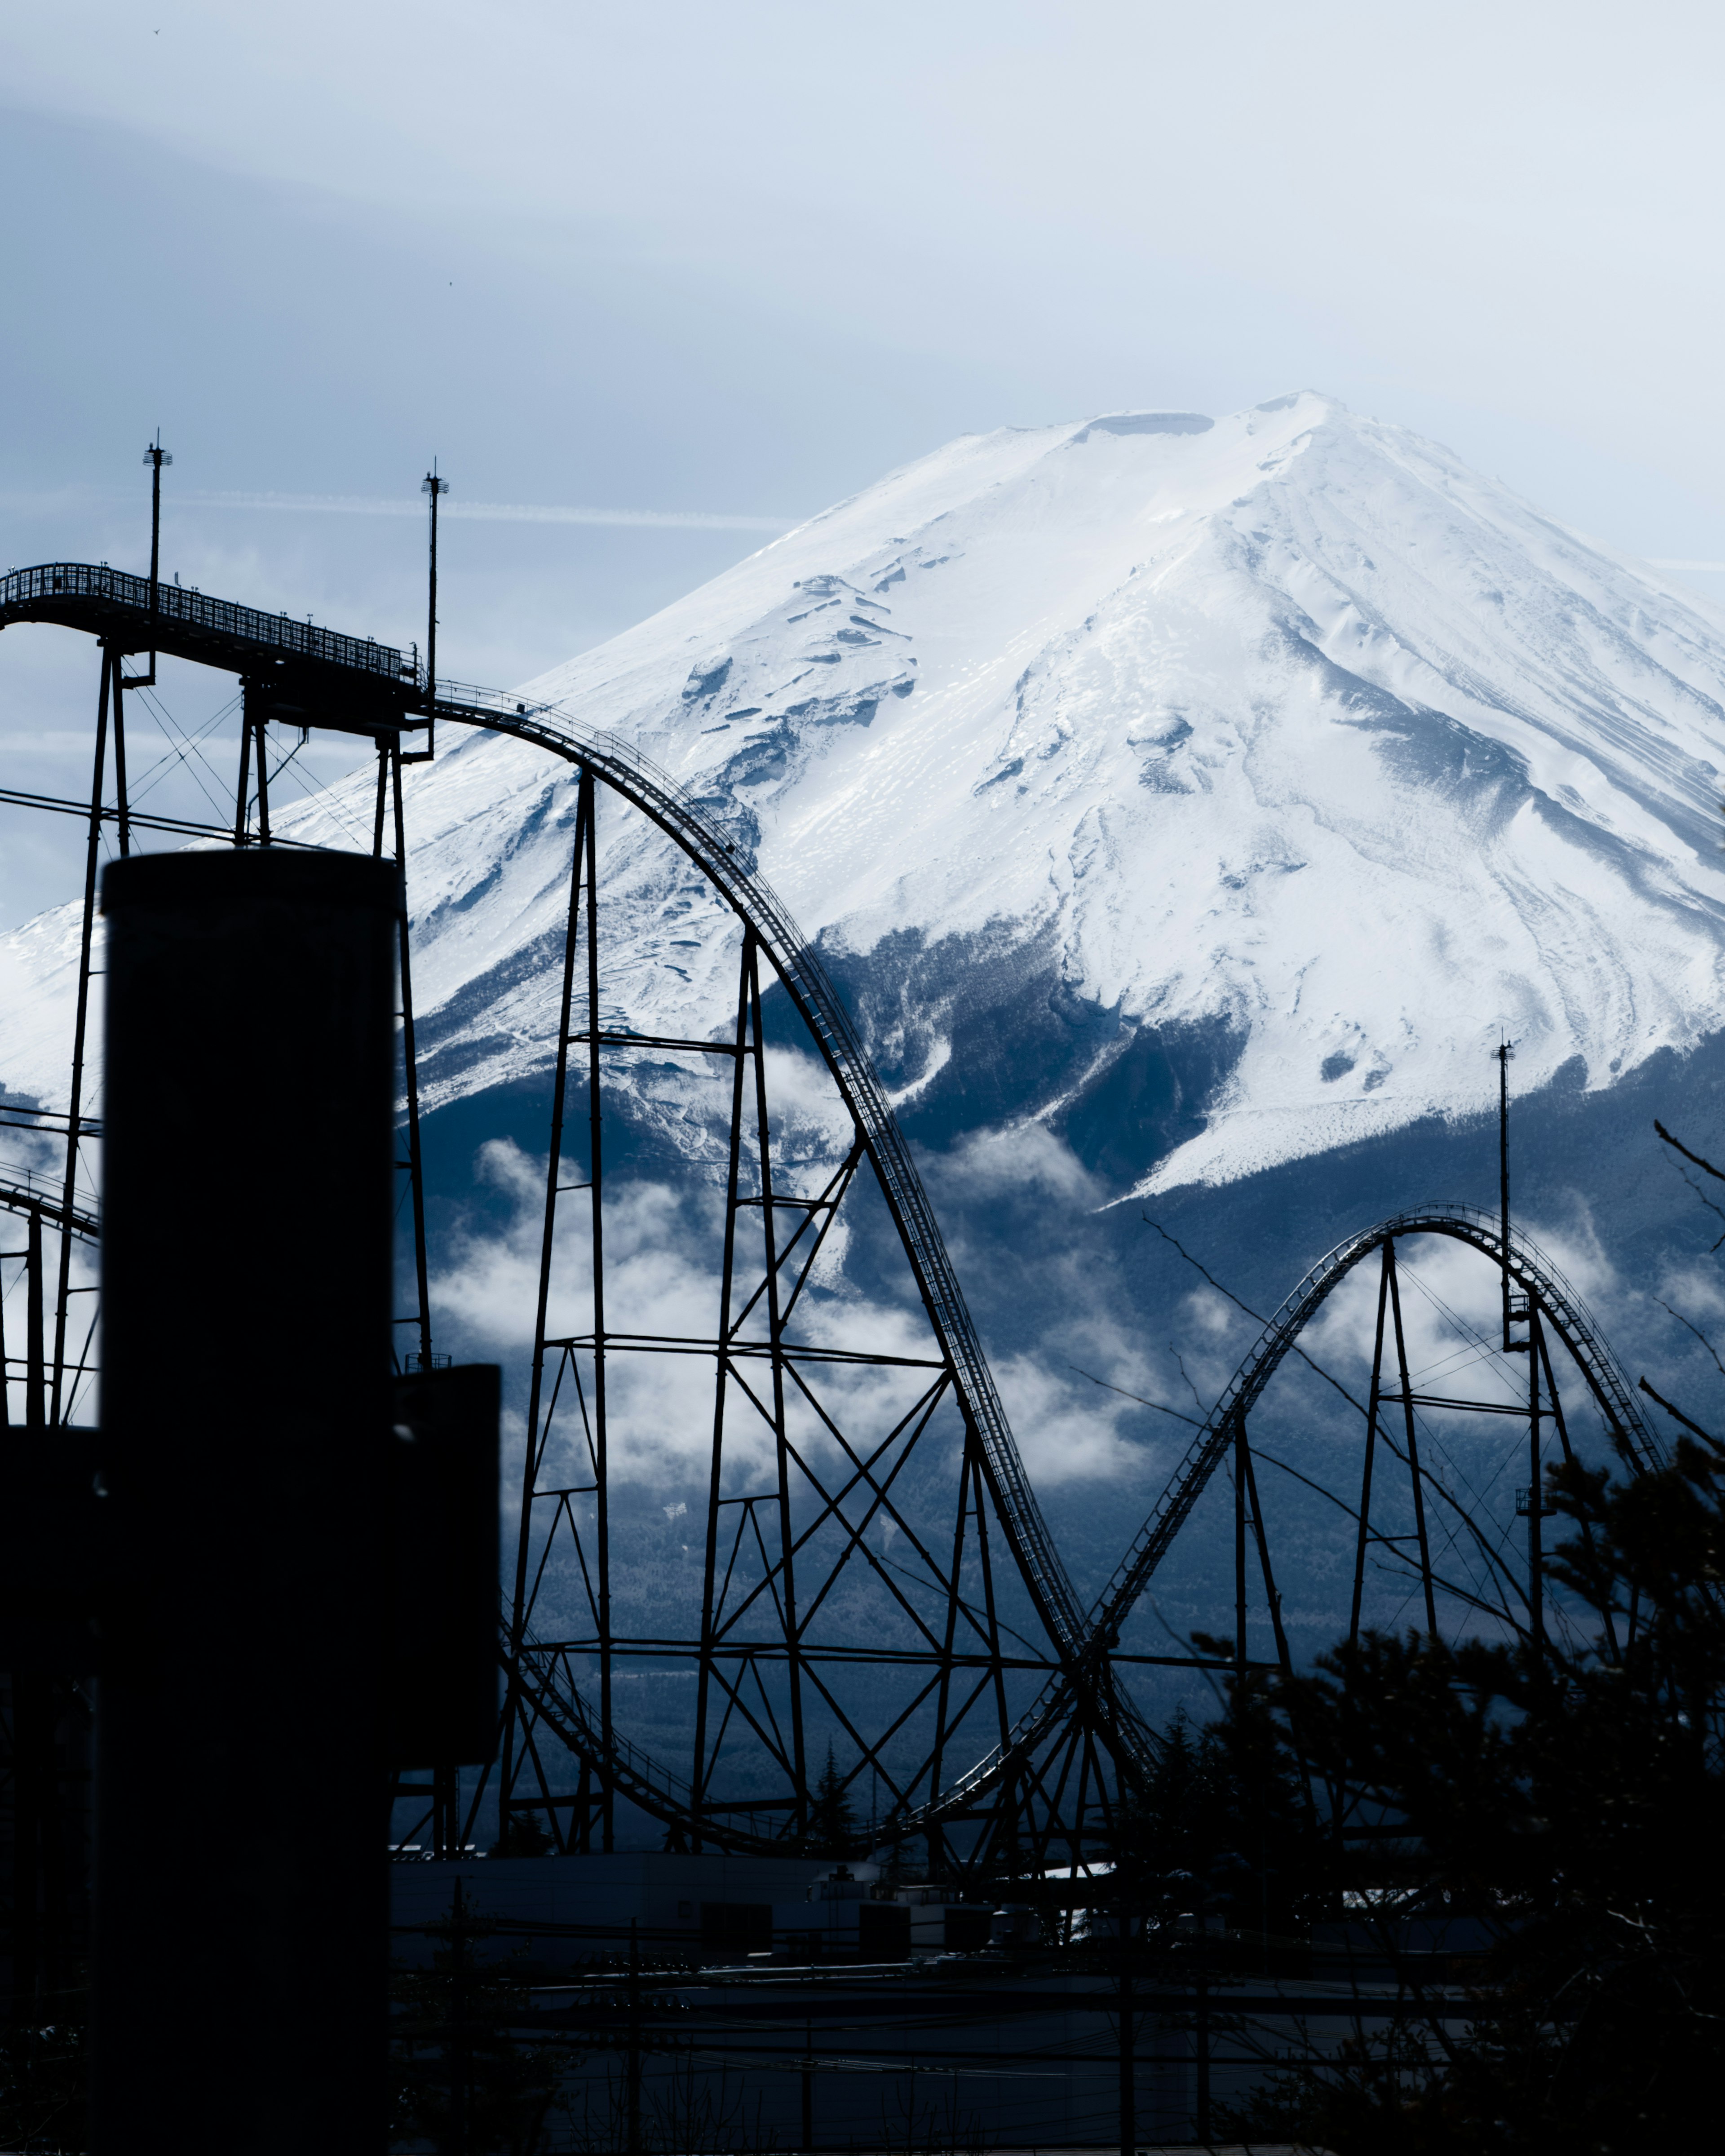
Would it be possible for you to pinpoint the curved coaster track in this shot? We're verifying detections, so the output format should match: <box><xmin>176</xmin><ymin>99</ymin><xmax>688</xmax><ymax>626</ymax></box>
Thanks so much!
<box><xmin>0</xmin><ymin>561</ymin><xmax>1659</xmax><ymax>1875</ymax></box>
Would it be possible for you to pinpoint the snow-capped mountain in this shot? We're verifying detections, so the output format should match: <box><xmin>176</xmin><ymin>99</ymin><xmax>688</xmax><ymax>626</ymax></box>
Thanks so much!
<box><xmin>323</xmin><ymin>389</ymin><xmax>1725</xmax><ymax>1195</ymax></box>
<box><xmin>6</xmin><ymin>390</ymin><xmax>1725</xmax><ymax>1204</ymax></box>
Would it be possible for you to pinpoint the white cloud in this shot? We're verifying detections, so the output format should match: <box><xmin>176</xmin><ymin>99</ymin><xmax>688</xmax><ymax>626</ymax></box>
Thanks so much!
<box><xmin>992</xmin><ymin>1351</ymin><xmax>1170</xmax><ymax>1488</ymax></box>
<box><xmin>431</xmin><ymin>1156</ymin><xmax>970</xmax><ymax>1493</ymax></box>
<box><xmin>938</xmin><ymin>1120</ymin><xmax>1101</xmax><ymax>1206</ymax></box>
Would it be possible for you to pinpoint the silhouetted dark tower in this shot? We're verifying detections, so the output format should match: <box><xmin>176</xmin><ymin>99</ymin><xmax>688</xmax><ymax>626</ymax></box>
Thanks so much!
<box><xmin>94</xmin><ymin>850</ymin><xmax>397</xmax><ymax>2152</ymax></box>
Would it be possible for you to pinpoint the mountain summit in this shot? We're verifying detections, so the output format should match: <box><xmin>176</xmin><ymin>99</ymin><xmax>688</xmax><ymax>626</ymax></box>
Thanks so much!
<box><xmin>384</xmin><ymin>389</ymin><xmax>1725</xmax><ymax>1194</ymax></box>
<box><xmin>6</xmin><ymin>392</ymin><xmax>1725</xmax><ymax>1200</ymax></box>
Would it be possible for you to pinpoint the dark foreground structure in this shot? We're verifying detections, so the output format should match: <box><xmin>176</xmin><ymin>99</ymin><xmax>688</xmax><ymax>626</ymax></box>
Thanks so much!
<box><xmin>391</xmin><ymin>1849</ymin><xmax>1472</xmax><ymax>2149</ymax></box>
<box><xmin>0</xmin><ymin>541</ymin><xmax>1685</xmax><ymax>2147</ymax></box>
<box><xmin>96</xmin><ymin>851</ymin><xmax>399</xmax><ymax>2143</ymax></box>
<box><xmin>0</xmin><ymin>558</ymin><xmax>1661</xmax><ymax>1868</ymax></box>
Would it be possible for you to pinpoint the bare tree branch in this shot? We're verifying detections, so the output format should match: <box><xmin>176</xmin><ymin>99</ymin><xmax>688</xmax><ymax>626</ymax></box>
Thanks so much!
<box><xmin>1654</xmin><ymin>1297</ymin><xmax>1725</xmax><ymax>1383</ymax></box>
<box><xmin>1655</xmin><ymin>1120</ymin><xmax>1725</xmax><ymax>1182</ymax></box>
<box><xmin>1170</xmin><ymin>1344</ymin><xmax>1205</xmax><ymax>1415</ymax></box>
<box><xmin>1639</xmin><ymin>1374</ymin><xmax>1725</xmax><ymax>1454</ymax></box>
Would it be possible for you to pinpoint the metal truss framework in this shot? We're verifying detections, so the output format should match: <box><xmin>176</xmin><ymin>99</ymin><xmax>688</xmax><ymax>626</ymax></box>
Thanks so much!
<box><xmin>0</xmin><ymin>562</ymin><xmax>1666</xmax><ymax>1883</ymax></box>
<box><xmin>0</xmin><ymin>563</ymin><xmax>1127</xmax><ymax>1878</ymax></box>
<box><xmin>1093</xmin><ymin>1202</ymin><xmax>1662</xmax><ymax>1635</ymax></box>
<box><xmin>1121</xmin><ymin>1204</ymin><xmax>1664</xmax><ymax>1727</ymax></box>
<box><xmin>485</xmin><ymin>785</ymin><xmax>1116</xmax><ymax>1867</ymax></box>
<box><xmin>916</xmin><ymin>1203</ymin><xmax>1667</xmax><ymax>1866</ymax></box>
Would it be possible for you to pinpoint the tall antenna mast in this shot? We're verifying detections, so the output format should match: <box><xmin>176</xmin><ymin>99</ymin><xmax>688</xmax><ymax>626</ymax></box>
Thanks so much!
<box><xmin>146</xmin><ymin>432</ymin><xmax>170</xmax><ymax>617</ymax></box>
<box><xmin>408</xmin><ymin>462</ymin><xmax>449</xmax><ymax>764</ymax></box>
<box><xmin>126</xmin><ymin>432</ymin><xmax>172</xmax><ymax>692</ymax></box>
<box><xmin>1496</xmin><ymin>1038</ymin><xmax>1521</xmax><ymax>1352</ymax></box>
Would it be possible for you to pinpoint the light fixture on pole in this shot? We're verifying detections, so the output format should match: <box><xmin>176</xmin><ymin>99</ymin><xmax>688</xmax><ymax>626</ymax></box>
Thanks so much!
<box><xmin>406</xmin><ymin>465</ymin><xmax>449</xmax><ymax>764</ymax></box>
<box><xmin>126</xmin><ymin>433</ymin><xmax>173</xmax><ymax>691</ymax></box>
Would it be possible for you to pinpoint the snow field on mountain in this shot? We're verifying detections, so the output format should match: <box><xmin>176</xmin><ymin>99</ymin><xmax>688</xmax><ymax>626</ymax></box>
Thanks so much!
<box><xmin>6</xmin><ymin>389</ymin><xmax>1725</xmax><ymax>1204</ymax></box>
<box><xmin>402</xmin><ymin>389</ymin><xmax>1725</xmax><ymax>1192</ymax></box>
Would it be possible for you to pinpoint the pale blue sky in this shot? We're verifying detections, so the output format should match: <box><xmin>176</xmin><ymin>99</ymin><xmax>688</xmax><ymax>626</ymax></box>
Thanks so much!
<box><xmin>7</xmin><ymin>0</ymin><xmax>1725</xmax><ymax>923</ymax></box>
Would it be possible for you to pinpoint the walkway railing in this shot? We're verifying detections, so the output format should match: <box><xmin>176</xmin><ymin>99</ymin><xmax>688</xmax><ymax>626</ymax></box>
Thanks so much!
<box><xmin>0</xmin><ymin>562</ymin><xmax>412</xmax><ymax>684</ymax></box>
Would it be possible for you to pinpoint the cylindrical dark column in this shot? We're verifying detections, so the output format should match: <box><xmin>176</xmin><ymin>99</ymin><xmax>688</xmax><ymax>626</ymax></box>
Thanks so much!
<box><xmin>94</xmin><ymin>850</ymin><xmax>398</xmax><ymax>2152</ymax></box>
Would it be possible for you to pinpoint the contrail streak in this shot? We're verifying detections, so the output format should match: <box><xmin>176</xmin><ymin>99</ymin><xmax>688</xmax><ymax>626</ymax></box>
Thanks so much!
<box><xmin>176</xmin><ymin>489</ymin><xmax>793</xmax><ymax>533</ymax></box>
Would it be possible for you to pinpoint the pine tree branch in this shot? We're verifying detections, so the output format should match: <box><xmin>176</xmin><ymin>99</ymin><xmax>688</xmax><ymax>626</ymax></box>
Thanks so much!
<box><xmin>1655</xmin><ymin>1120</ymin><xmax>1725</xmax><ymax>1182</ymax></box>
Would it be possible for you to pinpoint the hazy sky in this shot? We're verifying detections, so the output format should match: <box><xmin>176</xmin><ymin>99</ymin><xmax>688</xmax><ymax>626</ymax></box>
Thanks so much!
<box><xmin>7</xmin><ymin>0</ymin><xmax>1725</xmax><ymax>925</ymax></box>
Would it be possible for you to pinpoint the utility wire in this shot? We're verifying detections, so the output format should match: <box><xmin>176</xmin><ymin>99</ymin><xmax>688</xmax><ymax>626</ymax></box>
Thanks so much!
<box><xmin>1148</xmin><ymin>1218</ymin><xmax>1524</xmax><ymax>1626</ymax></box>
<box><xmin>1067</xmin><ymin>1365</ymin><xmax>1202</xmax><ymax>1427</ymax></box>
<box><xmin>127</xmin><ymin>685</ymin><xmax>235</xmax><ymax>822</ymax></box>
<box><xmin>1142</xmin><ymin>1216</ymin><xmax>1367</xmax><ymax>1418</ymax></box>
<box><xmin>125</xmin><ymin>687</ymin><xmax>238</xmax><ymax>809</ymax></box>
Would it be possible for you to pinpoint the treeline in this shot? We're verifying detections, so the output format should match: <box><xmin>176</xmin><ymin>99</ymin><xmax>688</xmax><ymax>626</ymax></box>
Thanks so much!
<box><xmin>1110</xmin><ymin>1387</ymin><xmax>1725</xmax><ymax>2151</ymax></box>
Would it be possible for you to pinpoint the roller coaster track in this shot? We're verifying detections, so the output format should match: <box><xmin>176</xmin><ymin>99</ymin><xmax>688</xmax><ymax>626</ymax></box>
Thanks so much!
<box><xmin>2</xmin><ymin>562</ymin><xmax>1120</xmax><ymax>1848</ymax></box>
<box><xmin>6</xmin><ymin>565</ymin><xmax>1659</xmax><ymax>1851</ymax></box>
<box><xmin>921</xmin><ymin>1202</ymin><xmax>1669</xmax><ymax>1820</ymax></box>
<box><xmin>1</xmin><ymin>568</ymin><xmax>1082</xmax><ymax>1645</ymax></box>
<box><xmin>0</xmin><ymin>562</ymin><xmax>414</xmax><ymax>721</ymax></box>
<box><xmin>512</xmin><ymin>1186</ymin><xmax>1657</xmax><ymax>1842</ymax></box>
<box><xmin>0</xmin><ymin>1173</ymin><xmax>98</xmax><ymax>1245</ymax></box>
<box><xmin>435</xmin><ymin>676</ymin><xmax>1142</xmax><ymax>1845</ymax></box>
<box><xmin>1092</xmin><ymin>1201</ymin><xmax>1661</xmax><ymax>1643</ymax></box>
<box><xmin>426</xmin><ymin>680</ymin><xmax>1091</xmax><ymax>1670</ymax></box>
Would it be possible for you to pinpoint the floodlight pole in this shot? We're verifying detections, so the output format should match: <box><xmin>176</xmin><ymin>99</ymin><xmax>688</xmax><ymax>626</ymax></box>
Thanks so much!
<box><xmin>146</xmin><ymin>434</ymin><xmax>168</xmax><ymax>631</ymax></box>
<box><xmin>406</xmin><ymin>464</ymin><xmax>448</xmax><ymax>764</ymax></box>
<box><xmin>1496</xmin><ymin>1040</ymin><xmax>1517</xmax><ymax>1351</ymax></box>
<box><xmin>124</xmin><ymin>434</ymin><xmax>172</xmax><ymax>696</ymax></box>
<box><xmin>110</xmin><ymin>436</ymin><xmax>172</xmax><ymax>870</ymax></box>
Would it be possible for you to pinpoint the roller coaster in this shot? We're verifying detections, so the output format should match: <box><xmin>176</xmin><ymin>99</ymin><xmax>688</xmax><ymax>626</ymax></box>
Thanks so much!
<box><xmin>0</xmin><ymin>553</ymin><xmax>1662</xmax><ymax>1882</ymax></box>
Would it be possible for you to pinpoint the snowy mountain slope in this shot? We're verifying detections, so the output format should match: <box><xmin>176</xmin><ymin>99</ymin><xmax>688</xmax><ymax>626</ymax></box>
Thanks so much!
<box><xmin>383</xmin><ymin>389</ymin><xmax>1725</xmax><ymax>1192</ymax></box>
<box><xmin>6</xmin><ymin>390</ymin><xmax>1725</xmax><ymax>1197</ymax></box>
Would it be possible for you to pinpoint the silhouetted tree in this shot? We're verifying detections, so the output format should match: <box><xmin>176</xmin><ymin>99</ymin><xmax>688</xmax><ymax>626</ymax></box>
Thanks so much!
<box><xmin>0</xmin><ymin>1988</ymin><xmax>87</xmax><ymax>2153</ymax></box>
<box><xmin>806</xmin><ymin>1743</ymin><xmax>856</xmax><ymax>1854</ymax></box>
<box><xmin>1109</xmin><ymin>1698</ymin><xmax>1325</xmax><ymax>1948</ymax></box>
<box><xmin>391</xmin><ymin>1887</ymin><xmax>581</xmax><ymax>2155</ymax></box>
<box><xmin>1213</xmin><ymin>1387</ymin><xmax>1725</xmax><ymax>2150</ymax></box>
<box><xmin>487</xmin><ymin>1809</ymin><xmax>556</xmax><ymax>1860</ymax></box>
